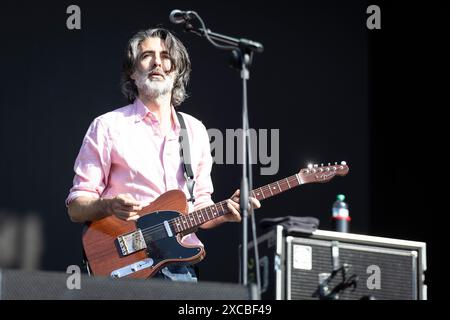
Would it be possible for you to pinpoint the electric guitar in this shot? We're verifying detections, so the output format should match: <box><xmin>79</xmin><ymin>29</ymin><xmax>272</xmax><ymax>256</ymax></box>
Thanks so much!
<box><xmin>82</xmin><ymin>162</ymin><xmax>349</xmax><ymax>279</ymax></box>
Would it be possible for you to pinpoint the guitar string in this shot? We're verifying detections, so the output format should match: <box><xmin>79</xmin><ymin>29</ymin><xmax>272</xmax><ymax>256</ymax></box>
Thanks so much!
<box><xmin>138</xmin><ymin>176</ymin><xmax>300</xmax><ymax>240</ymax></box>
<box><xmin>138</xmin><ymin>177</ymin><xmax>298</xmax><ymax>237</ymax></box>
<box><xmin>138</xmin><ymin>167</ymin><xmax>345</xmax><ymax>241</ymax></box>
<box><xmin>139</xmin><ymin>199</ymin><xmax>230</xmax><ymax>238</ymax></box>
<box><xmin>137</xmin><ymin>177</ymin><xmax>300</xmax><ymax>239</ymax></box>
<box><xmin>138</xmin><ymin>176</ymin><xmax>300</xmax><ymax>238</ymax></box>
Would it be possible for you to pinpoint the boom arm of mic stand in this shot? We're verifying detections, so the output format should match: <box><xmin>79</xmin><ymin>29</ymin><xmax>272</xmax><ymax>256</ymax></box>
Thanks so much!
<box><xmin>184</xmin><ymin>24</ymin><xmax>264</xmax><ymax>53</ymax></box>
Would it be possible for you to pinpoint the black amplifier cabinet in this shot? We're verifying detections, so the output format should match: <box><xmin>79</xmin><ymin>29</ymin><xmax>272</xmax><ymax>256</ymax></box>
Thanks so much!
<box><xmin>247</xmin><ymin>225</ymin><xmax>427</xmax><ymax>300</ymax></box>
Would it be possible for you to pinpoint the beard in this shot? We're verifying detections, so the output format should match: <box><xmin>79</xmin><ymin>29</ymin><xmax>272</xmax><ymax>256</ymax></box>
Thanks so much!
<box><xmin>133</xmin><ymin>68</ymin><xmax>175</xmax><ymax>100</ymax></box>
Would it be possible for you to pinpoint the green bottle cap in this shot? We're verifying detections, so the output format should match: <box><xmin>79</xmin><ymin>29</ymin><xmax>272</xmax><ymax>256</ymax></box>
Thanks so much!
<box><xmin>337</xmin><ymin>194</ymin><xmax>345</xmax><ymax>201</ymax></box>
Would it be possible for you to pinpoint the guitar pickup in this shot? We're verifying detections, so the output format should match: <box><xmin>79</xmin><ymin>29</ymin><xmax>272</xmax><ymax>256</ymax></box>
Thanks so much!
<box><xmin>117</xmin><ymin>229</ymin><xmax>147</xmax><ymax>256</ymax></box>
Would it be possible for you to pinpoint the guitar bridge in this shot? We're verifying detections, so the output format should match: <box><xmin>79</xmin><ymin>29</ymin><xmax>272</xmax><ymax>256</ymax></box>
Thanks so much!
<box><xmin>117</xmin><ymin>229</ymin><xmax>147</xmax><ymax>256</ymax></box>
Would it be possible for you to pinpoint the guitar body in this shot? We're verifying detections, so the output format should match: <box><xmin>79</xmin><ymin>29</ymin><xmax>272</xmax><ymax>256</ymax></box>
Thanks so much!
<box><xmin>82</xmin><ymin>190</ymin><xmax>205</xmax><ymax>279</ymax></box>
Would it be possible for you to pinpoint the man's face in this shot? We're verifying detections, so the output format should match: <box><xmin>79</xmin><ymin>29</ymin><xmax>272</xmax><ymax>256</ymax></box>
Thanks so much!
<box><xmin>131</xmin><ymin>37</ymin><xmax>175</xmax><ymax>100</ymax></box>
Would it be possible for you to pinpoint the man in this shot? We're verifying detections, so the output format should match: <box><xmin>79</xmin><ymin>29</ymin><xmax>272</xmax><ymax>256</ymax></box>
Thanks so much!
<box><xmin>66</xmin><ymin>28</ymin><xmax>260</xmax><ymax>282</ymax></box>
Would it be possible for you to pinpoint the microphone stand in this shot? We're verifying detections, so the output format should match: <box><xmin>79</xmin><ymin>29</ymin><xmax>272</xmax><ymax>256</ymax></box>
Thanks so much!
<box><xmin>178</xmin><ymin>12</ymin><xmax>263</xmax><ymax>296</ymax></box>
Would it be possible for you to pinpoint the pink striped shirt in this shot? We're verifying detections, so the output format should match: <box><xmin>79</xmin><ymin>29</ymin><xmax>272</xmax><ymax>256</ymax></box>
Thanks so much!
<box><xmin>66</xmin><ymin>98</ymin><xmax>215</xmax><ymax>246</ymax></box>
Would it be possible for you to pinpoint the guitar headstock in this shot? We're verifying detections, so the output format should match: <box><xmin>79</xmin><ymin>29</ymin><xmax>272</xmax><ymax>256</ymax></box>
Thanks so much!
<box><xmin>298</xmin><ymin>161</ymin><xmax>349</xmax><ymax>184</ymax></box>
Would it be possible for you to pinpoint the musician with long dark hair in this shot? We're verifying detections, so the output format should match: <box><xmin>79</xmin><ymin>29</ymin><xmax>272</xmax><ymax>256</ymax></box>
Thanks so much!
<box><xmin>66</xmin><ymin>28</ymin><xmax>260</xmax><ymax>282</ymax></box>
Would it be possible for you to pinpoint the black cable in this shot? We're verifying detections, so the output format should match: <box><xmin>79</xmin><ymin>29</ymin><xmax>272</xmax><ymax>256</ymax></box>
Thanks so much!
<box><xmin>244</xmin><ymin>72</ymin><xmax>261</xmax><ymax>298</ymax></box>
<box><xmin>189</xmin><ymin>12</ymin><xmax>237</xmax><ymax>51</ymax></box>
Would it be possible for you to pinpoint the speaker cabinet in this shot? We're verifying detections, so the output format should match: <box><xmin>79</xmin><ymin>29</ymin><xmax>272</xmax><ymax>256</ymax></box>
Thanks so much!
<box><xmin>248</xmin><ymin>225</ymin><xmax>427</xmax><ymax>300</ymax></box>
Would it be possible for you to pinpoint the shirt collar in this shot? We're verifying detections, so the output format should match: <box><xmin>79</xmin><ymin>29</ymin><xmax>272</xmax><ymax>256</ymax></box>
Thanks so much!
<box><xmin>134</xmin><ymin>98</ymin><xmax>149</xmax><ymax>121</ymax></box>
<box><xmin>133</xmin><ymin>98</ymin><xmax>181</xmax><ymax>134</ymax></box>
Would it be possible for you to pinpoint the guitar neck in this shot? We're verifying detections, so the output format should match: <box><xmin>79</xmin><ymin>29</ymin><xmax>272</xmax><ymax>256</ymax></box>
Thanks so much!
<box><xmin>171</xmin><ymin>174</ymin><xmax>303</xmax><ymax>234</ymax></box>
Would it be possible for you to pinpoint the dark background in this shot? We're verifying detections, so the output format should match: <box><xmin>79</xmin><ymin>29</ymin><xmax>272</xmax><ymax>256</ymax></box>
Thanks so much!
<box><xmin>0</xmin><ymin>0</ymin><xmax>443</xmax><ymax>298</ymax></box>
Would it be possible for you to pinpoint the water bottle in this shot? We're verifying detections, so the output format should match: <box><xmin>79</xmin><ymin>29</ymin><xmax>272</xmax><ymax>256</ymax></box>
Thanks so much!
<box><xmin>332</xmin><ymin>194</ymin><xmax>350</xmax><ymax>233</ymax></box>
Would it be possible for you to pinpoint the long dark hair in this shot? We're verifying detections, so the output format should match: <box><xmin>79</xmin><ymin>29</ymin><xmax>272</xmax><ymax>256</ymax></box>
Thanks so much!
<box><xmin>121</xmin><ymin>28</ymin><xmax>191</xmax><ymax>106</ymax></box>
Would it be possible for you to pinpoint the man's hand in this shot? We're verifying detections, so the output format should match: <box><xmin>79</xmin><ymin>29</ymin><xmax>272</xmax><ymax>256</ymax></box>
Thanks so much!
<box><xmin>104</xmin><ymin>194</ymin><xmax>143</xmax><ymax>221</ymax></box>
<box><xmin>225</xmin><ymin>189</ymin><xmax>261</xmax><ymax>223</ymax></box>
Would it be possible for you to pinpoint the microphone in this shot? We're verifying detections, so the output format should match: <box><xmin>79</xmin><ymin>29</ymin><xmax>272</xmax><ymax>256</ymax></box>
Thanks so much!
<box><xmin>169</xmin><ymin>9</ymin><xmax>196</xmax><ymax>24</ymax></box>
<box><xmin>169</xmin><ymin>9</ymin><xmax>264</xmax><ymax>53</ymax></box>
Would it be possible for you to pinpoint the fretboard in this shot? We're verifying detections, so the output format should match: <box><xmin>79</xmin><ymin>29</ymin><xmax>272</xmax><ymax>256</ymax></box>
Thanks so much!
<box><xmin>171</xmin><ymin>174</ymin><xmax>302</xmax><ymax>234</ymax></box>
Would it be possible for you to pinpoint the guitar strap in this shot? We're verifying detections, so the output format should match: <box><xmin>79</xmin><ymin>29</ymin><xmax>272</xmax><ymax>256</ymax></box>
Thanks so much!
<box><xmin>176</xmin><ymin>112</ymin><xmax>195</xmax><ymax>203</ymax></box>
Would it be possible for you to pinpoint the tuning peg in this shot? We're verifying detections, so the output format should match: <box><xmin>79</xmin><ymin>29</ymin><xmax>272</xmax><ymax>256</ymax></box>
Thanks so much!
<box><xmin>341</xmin><ymin>161</ymin><xmax>347</xmax><ymax>165</ymax></box>
<box><xmin>307</xmin><ymin>163</ymin><xmax>313</xmax><ymax>169</ymax></box>
<box><xmin>328</xmin><ymin>163</ymin><xmax>331</xmax><ymax>166</ymax></box>
<box><xmin>320</xmin><ymin>163</ymin><xmax>323</xmax><ymax>167</ymax></box>
<box><xmin>314</xmin><ymin>164</ymin><xmax>318</xmax><ymax>168</ymax></box>
<box><xmin>334</xmin><ymin>162</ymin><xmax>338</xmax><ymax>165</ymax></box>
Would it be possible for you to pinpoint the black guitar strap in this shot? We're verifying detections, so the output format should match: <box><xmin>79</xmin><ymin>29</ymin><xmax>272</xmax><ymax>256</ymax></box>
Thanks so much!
<box><xmin>176</xmin><ymin>112</ymin><xmax>195</xmax><ymax>203</ymax></box>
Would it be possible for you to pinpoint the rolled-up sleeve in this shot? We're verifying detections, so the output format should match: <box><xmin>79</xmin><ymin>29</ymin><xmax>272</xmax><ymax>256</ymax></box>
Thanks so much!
<box><xmin>66</xmin><ymin>117</ymin><xmax>111</xmax><ymax>206</ymax></box>
<box><xmin>192</xmin><ymin>124</ymin><xmax>214</xmax><ymax>211</ymax></box>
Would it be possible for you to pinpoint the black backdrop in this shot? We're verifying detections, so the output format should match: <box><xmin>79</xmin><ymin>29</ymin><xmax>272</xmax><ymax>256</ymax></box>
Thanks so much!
<box><xmin>0</xmin><ymin>0</ymin><xmax>444</xmax><ymax>298</ymax></box>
